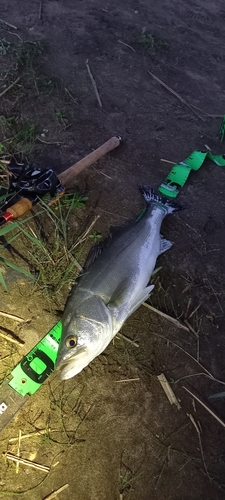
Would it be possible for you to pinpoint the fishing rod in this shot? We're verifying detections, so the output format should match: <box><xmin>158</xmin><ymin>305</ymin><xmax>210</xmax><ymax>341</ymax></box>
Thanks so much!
<box><xmin>0</xmin><ymin>135</ymin><xmax>121</xmax><ymax>226</ymax></box>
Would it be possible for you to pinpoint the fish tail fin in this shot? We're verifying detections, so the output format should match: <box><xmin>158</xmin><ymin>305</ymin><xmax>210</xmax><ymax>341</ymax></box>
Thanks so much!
<box><xmin>138</xmin><ymin>185</ymin><xmax>183</xmax><ymax>214</ymax></box>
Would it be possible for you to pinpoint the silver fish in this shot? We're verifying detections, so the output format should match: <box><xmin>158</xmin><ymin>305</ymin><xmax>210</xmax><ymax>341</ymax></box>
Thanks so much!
<box><xmin>55</xmin><ymin>187</ymin><xmax>182</xmax><ymax>380</ymax></box>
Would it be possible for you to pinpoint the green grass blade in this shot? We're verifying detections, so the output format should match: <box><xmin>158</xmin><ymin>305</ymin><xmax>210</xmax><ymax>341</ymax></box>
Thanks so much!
<box><xmin>0</xmin><ymin>222</ymin><xmax>22</xmax><ymax>236</ymax></box>
<box><xmin>4</xmin><ymin>232</ymin><xmax>22</xmax><ymax>245</ymax></box>
<box><xmin>209</xmin><ymin>391</ymin><xmax>225</xmax><ymax>399</ymax></box>
<box><xmin>0</xmin><ymin>270</ymin><xmax>8</xmax><ymax>291</ymax></box>
<box><xmin>151</xmin><ymin>266</ymin><xmax>162</xmax><ymax>276</ymax></box>
<box><xmin>0</xmin><ymin>257</ymin><xmax>34</xmax><ymax>281</ymax></box>
<box><xmin>18</xmin><ymin>227</ymin><xmax>45</xmax><ymax>249</ymax></box>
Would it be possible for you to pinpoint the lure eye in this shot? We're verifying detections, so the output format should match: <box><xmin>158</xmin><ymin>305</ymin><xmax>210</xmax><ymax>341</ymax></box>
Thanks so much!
<box><xmin>66</xmin><ymin>335</ymin><xmax>77</xmax><ymax>348</ymax></box>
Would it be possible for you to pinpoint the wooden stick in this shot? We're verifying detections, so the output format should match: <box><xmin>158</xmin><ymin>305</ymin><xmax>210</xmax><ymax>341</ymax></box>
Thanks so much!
<box><xmin>183</xmin><ymin>387</ymin><xmax>225</xmax><ymax>429</ymax></box>
<box><xmin>115</xmin><ymin>378</ymin><xmax>140</xmax><ymax>383</ymax></box>
<box><xmin>143</xmin><ymin>302</ymin><xmax>189</xmax><ymax>331</ymax></box>
<box><xmin>58</xmin><ymin>136</ymin><xmax>121</xmax><ymax>187</ymax></box>
<box><xmin>3</xmin><ymin>451</ymin><xmax>50</xmax><ymax>472</ymax></box>
<box><xmin>16</xmin><ymin>430</ymin><xmax>22</xmax><ymax>474</ymax></box>
<box><xmin>43</xmin><ymin>484</ymin><xmax>69</xmax><ymax>500</ymax></box>
<box><xmin>0</xmin><ymin>77</ymin><xmax>20</xmax><ymax>99</ymax></box>
<box><xmin>85</xmin><ymin>59</ymin><xmax>102</xmax><ymax>108</ymax></box>
<box><xmin>157</xmin><ymin>373</ymin><xmax>181</xmax><ymax>409</ymax></box>
<box><xmin>0</xmin><ymin>310</ymin><xmax>25</xmax><ymax>322</ymax></box>
<box><xmin>0</xmin><ymin>330</ymin><xmax>24</xmax><ymax>345</ymax></box>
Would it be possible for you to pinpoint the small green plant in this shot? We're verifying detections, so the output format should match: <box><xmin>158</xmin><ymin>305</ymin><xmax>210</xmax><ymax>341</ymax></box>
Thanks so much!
<box><xmin>138</xmin><ymin>30</ymin><xmax>169</xmax><ymax>50</ymax></box>
<box><xmin>54</xmin><ymin>111</ymin><xmax>64</xmax><ymax>120</ymax></box>
<box><xmin>11</xmin><ymin>123</ymin><xmax>37</xmax><ymax>151</ymax></box>
<box><xmin>19</xmin><ymin>192</ymin><xmax>89</xmax><ymax>294</ymax></box>
<box><xmin>54</xmin><ymin>110</ymin><xmax>69</xmax><ymax>129</ymax></box>
<box><xmin>36</xmin><ymin>75</ymin><xmax>54</xmax><ymax>89</ymax></box>
<box><xmin>0</xmin><ymin>38</ymin><xmax>11</xmax><ymax>56</ymax></box>
<box><xmin>89</xmin><ymin>232</ymin><xmax>102</xmax><ymax>242</ymax></box>
<box><xmin>119</xmin><ymin>463</ymin><xmax>136</xmax><ymax>497</ymax></box>
<box><xmin>59</xmin><ymin>193</ymin><xmax>88</xmax><ymax>209</ymax></box>
<box><xmin>0</xmin><ymin>115</ymin><xmax>14</xmax><ymax>132</ymax></box>
<box><xmin>0</xmin><ymin>220</ymin><xmax>36</xmax><ymax>291</ymax></box>
<box><xmin>0</xmin><ymin>115</ymin><xmax>37</xmax><ymax>155</ymax></box>
<box><xmin>17</xmin><ymin>41</ymin><xmax>43</xmax><ymax>71</ymax></box>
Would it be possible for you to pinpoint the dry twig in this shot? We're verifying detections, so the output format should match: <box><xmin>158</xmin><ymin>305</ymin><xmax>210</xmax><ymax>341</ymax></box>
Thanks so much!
<box><xmin>184</xmin><ymin>319</ymin><xmax>198</xmax><ymax>337</ymax></box>
<box><xmin>16</xmin><ymin>430</ymin><xmax>22</xmax><ymax>474</ymax></box>
<box><xmin>117</xmin><ymin>332</ymin><xmax>139</xmax><ymax>348</ymax></box>
<box><xmin>0</xmin><ymin>310</ymin><xmax>26</xmax><ymax>322</ymax></box>
<box><xmin>43</xmin><ymin>484</ymin><xmax>69</xmax><ymax>500</ymax></box>
<box><xmin>183</xmin><ymin>387</ymin><xmax>225</xmax><ymax>429</ymax></box>
<box><xmin>154</xmin><ymin>332</ymin><xmax>225</xmax><ymax>386</ymax></box>
<box><xmin>118</xmin><ymin>40</ymin><xmax>136</xmax><ymax>52</ymax></box>
<box><xmin>143</xmin><ymin>302</ymin><xmax>189</xmax><ymax>331</ymax></box>
<box><xmin>9</xmin><ymin>428</ymin><xmax>57</xmax><ymax>442</ymax></box>
<box><xmin>115</xmin><ymin>378</ymin><xmax>140</xmax><ymax>383</ymax></box>
<box><xmin>71</xmin><ymin>215</ymin><xmax>100</xmax><ymax>251</ymax></box>
<box><xmin>0</xmin><ymin>330</ymin><xmax>24</xmax><ymax>345</ymax></box>
<box><xmin>0</xmin><ymin>18</ymin><xmax>17</xmax><ymax>29</ymax></box>
<box><xmin>37</xmin><ymin>137</ymin><xmax>60</xmax><ymax>145</ymax></box>
<box><xmin>3</xmin><ymin>452</ymin><xmax>50</xmax><ymax>472</ymax></box>
<box><xmin>148</xmin><ymin>71</ymin><xmax>205</xmax><ymax>121</ymax></box>
<box><xmin>160</xmin><ymin>158</ymin><xmax>176</xmax><ymax>165</ymax></box>
<box><xmin>187</xmin><ymin>413</ymin><xmax>210</xmax><ymax>480</ymax></box>
<box><xmin>155</xmin><ymin>446</ymin><xmax>171</xmax><ymax>489</ymax></box>
<box><xmin>65</xmin><ymin>87</ymin><xmax>78</xmax><ymax>103</ymax></box>
<box><xmin>85</xmin><ymin>59</ymin><xmax>102</xmax><ymax>108</ymax></box>
<box><xmin>157</xmin><ymin>373</ymin><xmax>181</xmax><ymax>409</ymax></box>
<box><xmin>0</xmin><ymin>77</ymin><xmax>20</xmax><ymax>99</ymax></box>
<box><xmin>39</xmin><ymin>0</ymin><xmax>42</xmax><ymax>19</ymax></box>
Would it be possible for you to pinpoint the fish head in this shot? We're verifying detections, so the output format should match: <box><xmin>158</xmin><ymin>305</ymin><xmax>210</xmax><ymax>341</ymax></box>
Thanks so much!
<box><xmin>55</xmin><ymin>296</ymin><xmax>113</xmax><ymax>380</ymax></box>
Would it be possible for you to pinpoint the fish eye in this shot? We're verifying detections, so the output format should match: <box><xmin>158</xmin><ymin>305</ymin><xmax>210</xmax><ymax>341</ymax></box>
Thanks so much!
<box><xmin>66</xmin><ymin>335</ymin><xmax>78</xmax><ymax>348</ymax></box>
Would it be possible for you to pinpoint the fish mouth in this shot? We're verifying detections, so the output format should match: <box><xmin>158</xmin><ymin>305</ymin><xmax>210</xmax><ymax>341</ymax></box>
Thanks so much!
<box><xmin>56</xmin><ymin>346</ymin><xmax>90</xmax><ymax>380</ymax></box>
<box><xmin>55</xmin><ymin>345</ymin><xmax>86</xmax><ymax>368</ymax></box>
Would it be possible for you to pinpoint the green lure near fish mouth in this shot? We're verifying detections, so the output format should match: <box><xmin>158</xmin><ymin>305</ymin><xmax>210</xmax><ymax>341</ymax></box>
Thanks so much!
<box><xmin>55</xmin><ymin>186</ymin><xmax>183</xmax><ymax>380</ymax></box>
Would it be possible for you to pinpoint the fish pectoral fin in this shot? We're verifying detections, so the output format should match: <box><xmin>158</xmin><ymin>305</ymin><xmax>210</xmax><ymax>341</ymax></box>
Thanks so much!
<box><xmin>159</xmin><ymin>237</ymin><xmax>173</xmax><ymax>254</ymax></box>
<box><xmin>128</xmin><ymin>285</ymin><xmax>154</xmax><ymax>317</ymax></box>
<box><xmin>108</xmin><ymin>279</ymin><xmax>131</xmax><ymax>308</ymax></box>
<box><xmin>107</xmin><ymin>284</ymin><xmax>155</xmax><ymax>332</ymax></box>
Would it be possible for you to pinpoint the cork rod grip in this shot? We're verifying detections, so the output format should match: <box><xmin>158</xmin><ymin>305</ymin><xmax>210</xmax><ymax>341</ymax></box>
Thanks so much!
<box><xmin>7</xmin><ymin>198</ymin><xmax>33</xmax><ymax>219</ymax></box>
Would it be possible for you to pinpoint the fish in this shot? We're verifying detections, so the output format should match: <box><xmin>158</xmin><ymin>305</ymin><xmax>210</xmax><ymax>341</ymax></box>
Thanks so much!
<box><xmin>55</xmin><ymin>187</ymin><xmax>182</xmax><ymax>380</ymax></box>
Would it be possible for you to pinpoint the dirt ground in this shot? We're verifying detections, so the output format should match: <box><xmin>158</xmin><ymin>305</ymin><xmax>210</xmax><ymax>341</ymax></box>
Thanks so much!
<box><xmin>0</xmin><ymin>0</ymin><xmax>225</xmax><ymax>498</ymax></box>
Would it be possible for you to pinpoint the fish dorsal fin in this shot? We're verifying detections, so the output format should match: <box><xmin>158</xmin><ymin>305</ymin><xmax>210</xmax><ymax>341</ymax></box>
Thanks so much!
<box><xmin>84</xmin><ymin>234</ymin><xmax>112</xmax><ymax>270</ymax></box>
<box><xmin>84</xmin><ymin>221</ymin><xmax>134</xmax><ymax>271</ymax></box>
